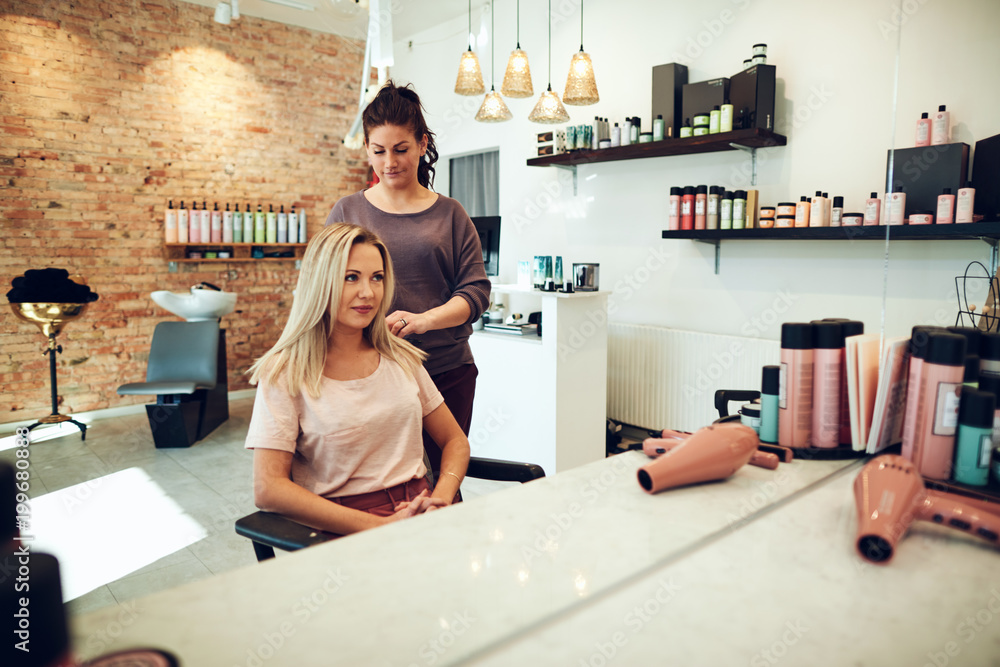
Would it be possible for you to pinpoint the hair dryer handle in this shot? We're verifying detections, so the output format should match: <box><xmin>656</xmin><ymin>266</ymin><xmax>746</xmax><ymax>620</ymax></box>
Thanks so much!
<box><xmin>916</xmin><ymin>494</ymin><xmax>1000</xmax><ymax>545</ymax></box>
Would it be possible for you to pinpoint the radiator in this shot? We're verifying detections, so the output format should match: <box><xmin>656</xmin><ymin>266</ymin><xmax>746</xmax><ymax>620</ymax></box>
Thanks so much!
<box><xmin>607</xmin><ymin>324</ymin><xmax>780</xmax><ymax>433</ymax></box>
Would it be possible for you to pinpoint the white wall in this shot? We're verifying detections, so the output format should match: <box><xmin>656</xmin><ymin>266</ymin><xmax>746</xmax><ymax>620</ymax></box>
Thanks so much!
<box><xmin>391</xmin><ymin>0</ymin><xmax>1000</xmax><ymax>342</ymax></box>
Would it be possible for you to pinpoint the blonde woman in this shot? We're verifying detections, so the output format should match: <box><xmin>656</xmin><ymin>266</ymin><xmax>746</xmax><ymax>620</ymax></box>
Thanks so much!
<box><xmin>246</xmin><ymin>223</ymin><xmax>470</xmax><ymax>535</ymax></box>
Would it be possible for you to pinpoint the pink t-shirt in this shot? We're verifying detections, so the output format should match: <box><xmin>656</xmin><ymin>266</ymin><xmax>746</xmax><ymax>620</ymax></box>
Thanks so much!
<box><xmin>245</xmin><ymin>355</ymin><xmax>444</xmax><ymax>498</ymax></box>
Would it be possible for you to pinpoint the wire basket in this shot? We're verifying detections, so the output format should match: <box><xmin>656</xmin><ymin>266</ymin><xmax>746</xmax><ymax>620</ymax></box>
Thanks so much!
<box><xmin>954</xmin><ymin>260</ymin><xmax>999</xmax><ymax>332</ymax></box>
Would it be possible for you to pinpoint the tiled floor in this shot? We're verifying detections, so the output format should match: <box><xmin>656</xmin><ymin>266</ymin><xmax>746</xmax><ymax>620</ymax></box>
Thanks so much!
<box><xmin>3</xmin><ymin>396</ymin><xmax>507</xmax><ymax>621</ymax></box>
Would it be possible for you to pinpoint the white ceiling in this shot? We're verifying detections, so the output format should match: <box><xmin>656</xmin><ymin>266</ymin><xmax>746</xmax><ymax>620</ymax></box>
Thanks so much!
<box><xmin>179</xmin><ymin>0</ymin><xmax>474</xmax><ymax>42</ymax></box>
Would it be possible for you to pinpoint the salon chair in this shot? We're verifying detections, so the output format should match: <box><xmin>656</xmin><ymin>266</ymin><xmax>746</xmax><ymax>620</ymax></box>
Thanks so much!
<box><xmin>117</xmin><ymin>320</ymin><xmax>229</xmax><ymax>448</ymax></box>
<box><xmin>235</xmin><ymin>456</ymin><xmax>546</xmax><ymax>562</ymax></box>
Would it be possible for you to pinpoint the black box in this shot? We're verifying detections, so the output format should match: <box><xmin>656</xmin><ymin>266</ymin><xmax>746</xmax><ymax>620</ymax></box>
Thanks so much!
<box><xmin>681</xmin><ymin>78</ymin><xmax>729</xmax><ymax>130</ymax></box>
<box><xmin>651</xmin><ymin>63</ymin><xmax>688</xmax><ymax>139</ymax></box>
<box><xmin>729</xmin><ymin>64</ymin><xmax>775</xmax><ymax>130</ymax></box>
<box><xmin>972</xmin><ymin>132</ymin><xmax>1000</xmax><ymax>221</ymax></box>
<box><xmin>885</xmin><ymin>143</ymin><xmax>970</xmax><ymax>218</ymax></box>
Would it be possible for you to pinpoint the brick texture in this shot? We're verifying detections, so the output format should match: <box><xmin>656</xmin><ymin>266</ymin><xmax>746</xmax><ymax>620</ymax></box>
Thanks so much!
<box><xmin>1</xmin><ymin>0</ymin><xmax>369</xmax><ymax>421</ymax></box>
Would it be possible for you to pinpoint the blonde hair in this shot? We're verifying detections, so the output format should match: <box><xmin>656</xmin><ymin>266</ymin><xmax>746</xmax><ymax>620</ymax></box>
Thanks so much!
<box><xmin>248</xmin><ymin>223</ymin><xmax>426</xmax><ymax>397</ymax></box>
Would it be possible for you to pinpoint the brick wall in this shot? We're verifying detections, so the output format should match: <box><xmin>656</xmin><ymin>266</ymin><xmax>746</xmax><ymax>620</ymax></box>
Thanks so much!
<box><xmin>0</xmin><ymin>0</ymin><xmax>369</xmax><ymax>422</ymax></box>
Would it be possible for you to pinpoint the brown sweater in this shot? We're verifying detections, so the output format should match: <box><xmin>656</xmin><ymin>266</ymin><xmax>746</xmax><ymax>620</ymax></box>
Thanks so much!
<box><xmin>325</xmin><ymin>192</ymin><xmax>491</xmax><ymax>376</ymax></box>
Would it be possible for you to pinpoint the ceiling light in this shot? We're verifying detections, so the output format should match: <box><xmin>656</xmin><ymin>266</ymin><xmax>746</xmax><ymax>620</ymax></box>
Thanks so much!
<box><xmin>500</xmin><ymin>0</ymin><xmax>532</xmax><ymax>98</ymax></box>
<box><xmin>529</xmin><ymin>0</ymin><xmax>569</xmax><ymax>124</ymax></box>
<box><xmin>563</xmin><ymin>0</ymin><xmax>599</xmax><ymax>105</ymax></box>
<box><xmin>454</xmin><ymin>0</ymin><xmax>484</xmax><ymax>96</ymax></box>
<box><xmin>475</xmin><ymin>1</ymin><xmax>512</xmax><ymax>123</ymax></box>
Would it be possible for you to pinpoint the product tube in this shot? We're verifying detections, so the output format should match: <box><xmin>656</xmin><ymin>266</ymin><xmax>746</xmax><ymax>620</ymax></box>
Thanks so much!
<box><xmin>900</xmin><ymin>327</ymin><xmax>938</xmax><ymax>465</ymax></box>
<box><xmin>668</xmin><ymin>187</ymin><xmax>681</xmax><ymax>231</ymax></box>
<box><xmin>681</xmin><ymin>186</ymin><xmax>695</xmax><ymax>230</ymax></box>
<box><xmin>779</xmin><ymin>323</ymin><xmax>815</xmax><ymax>448</ymax></box>
<box><xmin>706</xmin><ymin>186</ymin><xmax>720</xmax><ymax>230</ymax></box>
<box><xmin>916</xmin><ymin>332</ymin><xmax>966</xmax><ymax>480</ymax></box>
<box><xmin>695</xmin><ymin>185</ymin><xmax>707</xmax><ymax>230</ymax></box>
<box><xmin>953</xmin><ymin>389</ymin><xmax>994</xmax><ymax>486</ymax></box>
<box><xmin>811</xmin><ymin>322</ymin><xmax>844</xmax><ymax>448</ymax></box>
<box><xmin>760</xmin><ymin>365</ymin><xmax>780</xmax><ymax>445</ymax></box>
<box><xmin>980</xmin><ymin>332</ymin><xmax>1000</xmax><ymax>379</ymax></box>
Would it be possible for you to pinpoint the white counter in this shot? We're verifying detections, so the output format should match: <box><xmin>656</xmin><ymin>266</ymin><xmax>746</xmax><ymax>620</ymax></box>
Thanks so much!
<box><xmin>70</xmin><ymin>452</ymin><xmax>866</xmax><ymax>665</ymax></box>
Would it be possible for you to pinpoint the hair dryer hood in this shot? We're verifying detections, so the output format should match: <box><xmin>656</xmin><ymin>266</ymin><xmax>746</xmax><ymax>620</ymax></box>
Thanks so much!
<box><xmin>637</xmin><ymin>422</ymin><xmax>760</xmax><ymax>494</ymax></box>
<box><xmin>854</xmin><ymin>455</ymin><xmax>1000</xmax><ymax>565</ymax></box>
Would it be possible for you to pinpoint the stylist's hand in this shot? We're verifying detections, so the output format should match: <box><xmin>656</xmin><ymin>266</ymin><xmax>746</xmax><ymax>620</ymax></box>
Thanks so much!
<box><xmin>387</xmin><ymin>310</ymin><xmax>430</xmax><ymax>337</ymax></box>
<box><xmin>393</xmin><ymin>492</ymin><xmax>449</xmax><ymax>515</ymax></box>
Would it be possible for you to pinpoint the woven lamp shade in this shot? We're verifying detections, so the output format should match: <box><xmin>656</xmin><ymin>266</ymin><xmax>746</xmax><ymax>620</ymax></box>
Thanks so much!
<box><xmin>475</xmin><ymin>89</ymin><xmax>513</xmax><ymax>122</ymax></box>
<box><xmin>528</xmin><ymin>85</ymin><xmax>569</xmax><ymax>124</ymax></box>
<box><xmin>501</xmin><ymin>48</ymin><xmax>533</xmax><ymax>98</ymax></box>
<box><xmin>455</xmin><ymin>49</ymin><xmax>485</xmax><ymax>96</ymax></box>
<box><xmin>563</xmin><ymin>50</ymin><xmax>599</xmax><ymax>105</ymax></box>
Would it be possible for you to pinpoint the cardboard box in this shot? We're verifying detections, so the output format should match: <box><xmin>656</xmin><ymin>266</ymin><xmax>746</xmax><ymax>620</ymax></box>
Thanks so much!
<box><xmin>729</xmin><ymin>64</ymin><xmax>776</xmax><ymax>130</ymax></box>
<box><xmin>885</xmin><ymin>142</ymin><xmax>970</xmax><ymax>217</ymax></box>
<box><xmin>682</xmin><ymin>78</ymin><xmax>729</xmax><ymax>130</ymax></box>
<box><xmin>652</xmin><ymin>63</ymin><xmax>688</xmax><ymax>139</ymax></box>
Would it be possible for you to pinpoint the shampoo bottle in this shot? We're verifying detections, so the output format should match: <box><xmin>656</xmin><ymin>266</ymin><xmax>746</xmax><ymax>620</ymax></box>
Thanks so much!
<box><xmin>694</xmin><ymin>185</ymin><xmax>707</xmax><ymax>230</ymax></box>
<box><xmin>232</xmin><ymin>204</ymin><xmax>243</xmax><ymax>243</ymax></box>
<box><xmin>298</xmin><ymin>207</ymin><xmax>307</xmax><ymax>243</ymax></box>
<box><xmin>188</xmin><ymin>201</ymin><xmax>200</xmax><ymax>243</ymax></box>
<box><xmin>953</xmin><ymin>389</ymin><xmax>994</xmax><ymax>486</ymax></box>
<box><xmin>177</xmin><ymin>200</ymin><xmax>188</xmax><ymax>243</ymax></box>
<box><xmin>811</xmin><ymin>322</ymin><xmax>844</xmax><ymax>448</ymax></box>
<box><xmin>681</xmin><ymin>186</ymin><xmax>695</xmax><ymax>230</ymax></box>
<box><xmin>795</xmin><ymin>196</ymin><xmax>811</xmax><ymax>227</ymax></box>
<box><xmin>720</xmin><ymin>100</ymin><xmax>733</xmax><ymax>133</ymax></box>
<box><xmin>720</xmin><ymin>190</ymin><xmax>734</xmax><ymax>229</ymax></box>
<box><xmin>165</xmin><ymin>200</ymin><xmax>177</xmax><ymax>243</ymax></box>
<box><xmin>222</xmin><ymin>202</ymin><xmax>233</xmax><ymax>243</ymax></box>
<box><xmin>277</xmin><ymin>205</ymin><xmax>288</xmax><ymax>244</ymax></box>
<box><xmin>266</xmin><ymin>204</ymin><xmax>277</xmax><ymax>243</ymax></box>
<box><xmin>916</xmin><ymin>332</ymin><xmax>966</xmax><ymax>480</ymax></box>
<box><xmin>668</xmin><ymin>187</ymin><xmax>681</xmax><ymax>231</ymax></box>
<box><xmin>709</xmin><ymin>106</ymin><xmax>721</xmax><ymax>134</ymax></box>
<box><xmin>288</xmin><ymin>204</ymin><xmax>298</xmax><ymax>243</ymax></box>
<box><xmin>732</xmin><ymin>190</ymin><xmax>747</xmax><ymax>230</ymax></box>
<box><xmin>956</xmin><ymin>183</ymin><xmax>975</xmax><ymax>223</ymax></box>
<box><xmin>244</xmin><ymin>204</ymin><xmax>254</xmax><ymax>244</ymax></box>
<box><xmin>887</xmin><ymin>185</ymin><xmax>906</xmax><ymax>225</ymax></box>
<box><xmin>809</xmin><ymin>191</ymin><xmax>827</xmax><ymax>227</ymax></box>
<box><xmin>254</xmin><ymin>204</ymin><xmax>265</xmax><ymax>243</ymax></box>
<box><xmin>831</xmin><ymin>196</ymin><xmax>844</xmax><ymax>227</ymax></box>
<box><xmin>779</xmin><ymin>323</ymin><xmax>815</xmax><ymax>449</ymax></box>
<box><xmin>915</xmin><ymin>112</ymin><xmax>931</xmax><ymax>147</ymax></box>
<box><xmin>936</xmin><ymin>188</ymin><xmax>955</xmax><ymax>224</ymax></box>
<box><xmin>707</xmin><ymin>186</ymin><xmax>720</xmax><ymax>230</ymax></box>
<box><xmin>211</xmin><ymin>202</ymin><xmax>222</xmax><ymax>243</ymax></box>
<box><xmin>931</xmin><ymin>104</ymin><xmax>950</xmax><ymax>145</ymax></box>
<box><xmin>864</xmin><ymin>192</ymin><xmax>881</xmax><ymax>226</ymax></box>
<box><xmin>200</xmin><ymin>200</ymin><xmax>211</xmax><ymax>243</ymax></box>
<box><xmin>653</xmin><ymin>115</ymin><xmax>665</xmax><ymax>142</ymax></box>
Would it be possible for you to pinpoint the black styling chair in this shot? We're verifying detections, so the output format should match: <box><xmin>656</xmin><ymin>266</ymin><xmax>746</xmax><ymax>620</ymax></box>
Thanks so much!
<box><xmin>236</xmin><ymin>456</ymin><xmax>545</xmax><ymax>562</ymax></box>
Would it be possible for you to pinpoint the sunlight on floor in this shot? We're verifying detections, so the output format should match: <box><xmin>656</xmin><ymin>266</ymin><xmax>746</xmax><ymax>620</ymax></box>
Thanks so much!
<box><xmin>29</xmin><ymin>467</ymin><xmax>208</xmax><ymax>601</ymax></box>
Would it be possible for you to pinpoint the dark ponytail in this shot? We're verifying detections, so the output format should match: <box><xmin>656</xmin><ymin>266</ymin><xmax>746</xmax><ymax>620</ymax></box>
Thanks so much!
<box><xmin>362</xmin><ymin>81</ymin><xmax>439</xmax><ymax>190</ymax></box>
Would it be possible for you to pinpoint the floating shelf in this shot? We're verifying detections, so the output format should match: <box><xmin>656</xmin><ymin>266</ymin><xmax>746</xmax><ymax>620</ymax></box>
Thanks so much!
<box><xmin>661</xmin><ymin>222</ymin><xmax>1000</xmax><ymax>274</ymax></box>
<box><xmin>526</xmin><ymin>128</ymin><xmax>787</xmax><ymax>194</ymax></box>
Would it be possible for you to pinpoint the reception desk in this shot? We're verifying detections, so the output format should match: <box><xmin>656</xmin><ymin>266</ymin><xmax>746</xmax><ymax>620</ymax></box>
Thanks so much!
<box><xmin>70</xmin><ymin>452</ymin><xmax>999</xmax><ymax>665</ymax></box>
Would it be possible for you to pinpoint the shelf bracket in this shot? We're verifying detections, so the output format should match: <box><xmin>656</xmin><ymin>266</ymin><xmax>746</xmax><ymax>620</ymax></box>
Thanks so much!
<box><xmin>553</xmin><ymin>164</ymin><xmax>578</xmax><ymax>196</ymax></box>
<box><xmin>729</xmin><ymin>142</ymin><xmax>758</xmax><ymax>187</ymax></box>
<box><xmin>695</xmin><ymin>238</ymin><xmax>721</xmax><ymax>274</ymax></box>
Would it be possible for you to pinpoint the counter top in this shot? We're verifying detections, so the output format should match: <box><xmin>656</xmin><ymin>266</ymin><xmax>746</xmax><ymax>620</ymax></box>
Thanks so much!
<box><xmin>71</xmin><ymin>452</ymin><xmax>858</xmax><ymax>665</ymax></box>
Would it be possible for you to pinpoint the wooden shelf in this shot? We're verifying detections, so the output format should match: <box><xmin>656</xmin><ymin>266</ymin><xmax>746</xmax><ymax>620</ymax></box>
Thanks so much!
<box><xmin>661</xmin><ymin>221</ymin><xmax>1000</xmax><ymax>242</ymax></box>
<box><xmin>526</xmin><ymin>128</ymin><xmax>787</xmax><ymax>168</ymax></box>
<box><xmin>164</xmin><ymin>243</ymin><xmax>306</xmax><ymax>263</ymax></box>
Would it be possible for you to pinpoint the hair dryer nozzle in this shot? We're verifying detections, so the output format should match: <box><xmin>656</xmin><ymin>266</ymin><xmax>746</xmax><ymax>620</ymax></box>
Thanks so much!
<box><xmin>637</xmin><ymin>423</ymin><xmax>760</xmax><ymax>494</ymax></box>
<box><xmin>854</xmin><ymin>454</ymin><xmax>1000</xmax><ymax>565</ymax></box>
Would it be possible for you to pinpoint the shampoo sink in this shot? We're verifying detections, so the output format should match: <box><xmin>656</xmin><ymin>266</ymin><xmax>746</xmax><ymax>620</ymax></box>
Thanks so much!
<box><xmin>151</xmin><ymin>284</ymin><xmax>237</xmax><ymax>322</ymax></box>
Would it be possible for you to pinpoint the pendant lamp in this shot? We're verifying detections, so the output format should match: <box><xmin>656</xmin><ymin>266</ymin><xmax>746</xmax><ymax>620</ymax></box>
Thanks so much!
<box><xmin>562</xmin><ymin>0</ymin><xmax>599</xmax><ymax>105</ymax></box>
<box><xmin>528</xmin><ymin>0</ymin><xmax>569</xmax><ymax>124</ymax></box>
<box><xmin>500</xmin><ymin>0</ymin><xmax>533</xmax><ymax>98</ymax></box>
<box><xmin>476</xmin><ymin>1</ymin><xmax>512</xmax><ymax>122</ymax></box>
<box><xmin>454</xmin><ymin>0</ymin><xmax>485</xmax><ymax>96</ymax></box>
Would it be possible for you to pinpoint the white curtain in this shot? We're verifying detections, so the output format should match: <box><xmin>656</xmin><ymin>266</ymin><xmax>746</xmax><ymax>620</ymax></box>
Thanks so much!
<box><xmin>449</xmin><ymin>150</ymin><xmax>499</xmax><ymax>217</ymax></box>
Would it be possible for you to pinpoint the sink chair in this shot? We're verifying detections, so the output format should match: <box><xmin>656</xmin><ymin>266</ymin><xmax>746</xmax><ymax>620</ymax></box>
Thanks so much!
<box><xmin>117</xmin><ymin>320</ymin><xmax>229</xmax><ymax>448</ymax></box>
<box><xmin>236</xmin><ymin>456</ymin><xmax>546</xmax><ymax>562</ymax></box>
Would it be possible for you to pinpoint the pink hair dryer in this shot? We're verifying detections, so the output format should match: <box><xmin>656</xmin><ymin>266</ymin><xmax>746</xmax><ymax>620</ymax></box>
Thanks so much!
<box><xmin>854</xmin><ymin>454</ymin><xmax>1000</xmax><ymax>565</ymax></box>
<box><xmin>637</xmin><ymin>422</ymin><xmax>761</xmax><ymax>494</ymax></box>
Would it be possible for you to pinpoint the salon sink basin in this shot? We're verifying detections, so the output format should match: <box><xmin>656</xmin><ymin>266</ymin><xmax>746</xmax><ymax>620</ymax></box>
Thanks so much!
<box><xmin>151</xmin><ymin>286</ymin><xmax>237</xmax><ymax>322</ymax></box>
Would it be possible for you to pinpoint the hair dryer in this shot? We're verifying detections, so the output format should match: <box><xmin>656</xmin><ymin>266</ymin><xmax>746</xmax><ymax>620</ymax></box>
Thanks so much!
<box><xmin>637</xmin><ymin>422</ymin><xmax>761</xmax><ymax>494</ymax></box>
<box><xmin>643</xmin><ymin>429</ymin><xmax>780</xmax><ymax>470</ymax></box>
<box><xmin>854</xmin><ymin>454</ymin><xmax>1000</xmax><ymax>564</ymax></box>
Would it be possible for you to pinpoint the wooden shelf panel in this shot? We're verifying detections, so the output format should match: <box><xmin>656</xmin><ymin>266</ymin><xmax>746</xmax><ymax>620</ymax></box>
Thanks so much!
<box><xmin>527</xmin><ymin>128</ymin><xmax>787</xmax><ymax>168</ymax></box>
<box><xmin>661</xmin><ymin>221</ymin><xmax>1000</xmax><ymax>242</ymax></box>
<box><xmin>164</xmin><ymin>242</ymin><xmax>306</xmax><ymax>263</ymax></box>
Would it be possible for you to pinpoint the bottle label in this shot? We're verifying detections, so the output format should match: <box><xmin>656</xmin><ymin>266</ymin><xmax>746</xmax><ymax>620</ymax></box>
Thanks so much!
<box><xmin>708</xmin><ymin>198</ymin><xmax>719</xmax><ymax>215</ymax></box>
<box><xmin>695</xmin><ymin>199</ymin><xmax>705</xmax><ymax>216</ymax></box>
<box><xmin>932</xmin><ymin>381</ymin><xmax>962</xmax><ymax>436</ymax></box>
<box><xmin>669</xmin><ymin>200</ymin><xmax>679</xmax><ymax>216</ymax></box>
<box><xmin>682</xmin><ymin>201</ymin><xmax>691</xmax><ymax>215</ymax></box>
<box><xmin>979</xmin><ymin>433</ymin><xmax>992</xmax><ymax>467</ymax></box>
<box><xmin>937</xmin><ymin>197</ymin><xmax>953</xmax><ymax>221</ymax></box>
<box><xmin>864</xmin><ymin>200</ymin><xmax>879</xmax><ymax>223</ymax></box>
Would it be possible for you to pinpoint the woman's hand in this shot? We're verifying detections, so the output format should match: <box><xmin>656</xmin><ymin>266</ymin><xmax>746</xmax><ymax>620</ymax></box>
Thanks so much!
<box><xmin>384</xmin><ymin>489</ymin><xmax>449</xmax><ymax>524</ymax></box>
<box><xmin>387</xmin><ymin>310</ymin><xmax>429</xmax><ymax>337</ymax></box>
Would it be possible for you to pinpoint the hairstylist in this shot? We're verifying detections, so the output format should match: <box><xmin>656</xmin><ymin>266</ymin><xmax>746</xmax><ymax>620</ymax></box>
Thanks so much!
<box><xmin>325</xmin><ymin>81</ymin><xmax>491</xmax><ymax>474</ymax></box>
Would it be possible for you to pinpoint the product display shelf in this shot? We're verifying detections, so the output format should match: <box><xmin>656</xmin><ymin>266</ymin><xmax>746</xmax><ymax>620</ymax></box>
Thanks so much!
<box><xmin>662</xmin><ymin>220</ymin><xmax>1000</xmax><ymax>274</ymax></box>
<box><xmin>526</xmin><ymin>128</ymin><xmax>786</xmax><ymax>195</ymax></box>
<box><xmin>164</xmin><ymin>243</ymin><xmax>307</xmax><ymax>264</ymax></box>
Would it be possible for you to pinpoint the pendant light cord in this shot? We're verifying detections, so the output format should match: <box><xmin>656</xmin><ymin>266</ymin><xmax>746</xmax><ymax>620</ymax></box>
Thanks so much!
<box><xmin>547</xmin><ymin>0</ymin><xmax>552</xmax><ymax>89</ymax></box>
<box><xmin>490</xmin><ymin>0</ymin><xmax>494</xmax><ymax>88</ymax></box>
<box><xmin>467</xmin><ymin>0</ymin><xmax>472</xmax><ymax>49</ymax></box>
<box><xmin>580</xmin><ymin>0</ymin><xmax>583</xmax><ymax>49</ymax></box>
<box><xmin>516</xmin><ymin>0</ymin><xmax>521</xmax><ymax>48</ymax></box>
